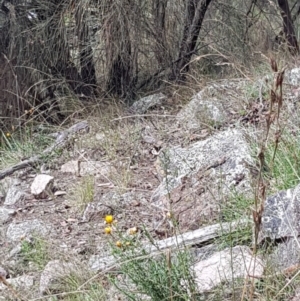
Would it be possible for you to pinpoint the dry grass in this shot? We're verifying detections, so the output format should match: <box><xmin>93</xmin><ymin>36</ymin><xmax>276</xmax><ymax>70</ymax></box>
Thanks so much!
<box><xmin>1</xmin><ymin>7</ymin><xmax>300</xmax><ymax>296</ymax></box>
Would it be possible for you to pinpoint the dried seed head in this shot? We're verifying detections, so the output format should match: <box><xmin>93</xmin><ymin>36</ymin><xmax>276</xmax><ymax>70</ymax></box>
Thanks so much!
<box><xmin>276</xmin><ymin>70</ymin><xmax>284</xmax><ymax>88</ymax></box>
<box><xmin>270</xmin><ymin>57</ymin><xmax>278</xmax><ymax>72</ymax></box>
<box><xmin>270</xmin><ymin>90</ymin><xmax>277</xmax><ymax>103</ymax></box>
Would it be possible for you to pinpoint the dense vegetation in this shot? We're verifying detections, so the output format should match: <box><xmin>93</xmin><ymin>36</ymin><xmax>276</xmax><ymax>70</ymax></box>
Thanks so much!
<box><xmin>0</xmin><ymin>0</ymin><xmax>299</xmax><ymax>131</ymax></box>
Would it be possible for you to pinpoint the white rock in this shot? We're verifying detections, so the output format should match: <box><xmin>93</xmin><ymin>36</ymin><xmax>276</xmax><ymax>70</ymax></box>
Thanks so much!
<box><xmin>130</xmin><ymin>93</ymin><xmax>167</xmax><ymax>114</ymax></box>
<box><xmin>154</xmin><ymin>129</ymin><xmax>252</xmax><ymax>197</ymax></box>
<box><xmin>151</xmin><ymin>128</ymin><xmax>253</xmax><ymax>229</ymax></box>
<box><xmin>4</xmin><ymin>186</ymin><xmax>24</xmax><ymax>205</ymax></box>
<box><xmin>177</xmin><ymin>81</ymin><xmax>246</xmax><ymax>129</ymax></box>
<box><xmin>286</xmin><ymin>67</ymin><xmax>300</xmax><ymax>86</ymax></box>
<box><xmin>193</xmin><ymin>246</ymin><xmax>264</xmax><ymax>292</ymax></box>
<box><xmin>0</xmin><ymin>275</ymin><xmax>34</xmax><ymax>291</ymax></box>
<box><xmin>80</xmin><ymin>161</ymin><xmax>115</xmax><ymax>177</ymax></box>
<box><xmin>6</xmin><ymin>219</ymin><xmax>50</xmax><ymax>241</ymax></box>
<box><xmin>30</xmin><ymin>174</ymin><xmax>54</xmax><ymax>198</ymax></box>
<box><xmin>61</xmin><ymin>160</ymin><xmax>79</xmax><ymax>174</ymax></box>
<box><xmin>89</xmin><ymin>254</ymin><xmax>115</xmax><ymax>271</ymax></box>
<box><xmin>39</xmin><ymin>260</ymin><xmax>76</xmax><ymax>294</ymax></box>
<box><xmin>0</xmin><ymin>207</ymin><xmax>15</xmax><ymax>224</ymax></box>
<box><xmin>260</xmin><ymin>184</ymin><xmax>300</xmax><ymax>242</ymax></box>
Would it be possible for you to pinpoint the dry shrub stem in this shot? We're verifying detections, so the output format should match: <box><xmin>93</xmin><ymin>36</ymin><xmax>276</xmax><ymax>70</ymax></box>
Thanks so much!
<box><xmin>250</xmin><ymin>57</ymin><xmax>285</xmax><ymax>300</ymax></box>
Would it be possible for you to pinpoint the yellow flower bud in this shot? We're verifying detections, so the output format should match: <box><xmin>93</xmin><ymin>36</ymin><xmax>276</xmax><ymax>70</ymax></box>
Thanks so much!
<box><xmin>116</xmin><ymin>241</ymin><xmax>122</xmax><ymax>248</ymax></box>
<box><xmin>105</xmin><ymin>215</ymin><xmax>114</xmax><ymax>224</ymax></box>
<box><xmin>104</xmin><ymin>227</ymin><xmax>112</xmax><ymax>234</ymax></box>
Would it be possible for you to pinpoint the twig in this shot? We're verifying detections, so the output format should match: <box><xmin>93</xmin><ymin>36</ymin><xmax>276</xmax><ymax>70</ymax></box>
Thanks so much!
<box><xmin>111</xmin><ymin>114</ymin><xmax>176</xmax><ymax>121</ymax></box>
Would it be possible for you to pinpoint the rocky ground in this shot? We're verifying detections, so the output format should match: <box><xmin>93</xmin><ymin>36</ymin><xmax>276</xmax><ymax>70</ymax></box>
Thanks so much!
<box><xmin>2</xmin><ymin>67</ymin><xmax>300</xmax><ymax>300</ymax></box>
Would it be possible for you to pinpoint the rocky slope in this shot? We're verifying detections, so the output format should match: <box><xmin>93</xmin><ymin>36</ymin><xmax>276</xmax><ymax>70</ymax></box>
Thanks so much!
<box><xmin>1</xmin><ymin>67</ymin><xmax>300</xmax><ymax>300</ymax></box>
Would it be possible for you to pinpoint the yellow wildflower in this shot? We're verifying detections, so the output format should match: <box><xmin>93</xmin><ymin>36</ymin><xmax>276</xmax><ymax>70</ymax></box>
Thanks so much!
<box><xmin>6</xmin><ymin>132</ymin><xmax>11</xmax><ymax>137</ymax></box>
<box><xmin>104</xmin><ymin>227</ymin><xmax>112</xmax><ymax>235</ymax></box>
<box><xmin>116</xmin><ymin>241</ymin><xmax>122</xmax><ymax>248</ymax></box>
<box><xmin>105</xmin><ymin>215</ymin><xmax>114</xmax><ymax>224</ymax></box>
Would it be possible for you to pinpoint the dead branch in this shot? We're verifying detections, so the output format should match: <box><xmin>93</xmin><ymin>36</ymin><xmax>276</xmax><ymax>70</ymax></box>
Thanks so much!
<box><xmin>0</xmin><ymin>121</ymin><xmax>89</xmax><ymax>180</ymax></box>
